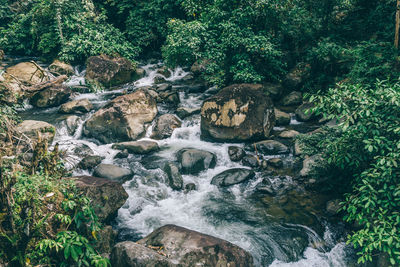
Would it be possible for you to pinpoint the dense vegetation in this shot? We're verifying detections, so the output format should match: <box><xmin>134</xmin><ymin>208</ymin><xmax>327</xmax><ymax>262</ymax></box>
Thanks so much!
<box><xmin>1</xmin><ymin>0</ymin><xmax>400</xmax><ymax>265</ymax></box>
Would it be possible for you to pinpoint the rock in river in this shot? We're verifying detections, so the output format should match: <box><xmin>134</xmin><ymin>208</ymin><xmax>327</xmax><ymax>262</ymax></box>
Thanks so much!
<box><xmin>30</xmin><ymin>86</ymin><xmax>72</xmax><ymax>108</ymax></box>
<box><xmin>177</xmin><ymin>148</ymin><xmax>217</xmax><ymax>174</ymax></box>
<box><xmin>164</xmin><ymin>162</ymin><xmax>183</xmax><ymax>190</ymax></box>
<box><xmin>16</xmin><ymin>120</ymin><xmax>56</xmax><ymax>143</ymax></box>
<box><xmin>211</xmin><ymin>168</ymin><xmax>255</xmax><ymax>187</ymax></box>
<box><xmin>253</xmin><ymin>140</ymin><xmax>289</xmax><ymax>155</ymax></box>
<box><xmin>201</xmin><ymin>83</ymin><xmax>275</xmax><ymax>142</ymax></box>
<box><xmin>93</xmin><ymin>164</ymin><xmax>133</xmax><ymax>183</ymax></box>
<box><xmin>112</xmin><ymin>140</ymin><xmax>159</xmax><ymax>154</ymax></box>
<box><xmin>151</xmin><ymin>114</ymin><xmax>181</xmax><ymax>140</ymax></box>
<box><xmin>59</xmin><ymin>98</ymin><xmax>93</xmax><ymax>114</ymax></box>
<box><xmin>83</xmin><ymin>89</ymin><xmax>157</xmax><ymax>143</ymax></box>
<box><xmin>71</xmin><ymin>176</ymin><xmax>128</xmax><ymax>223</ymax></box>
<box><xmin>228</xmin><ymin>146</ymin><xmax>245</xmax><ymax>162</ymax></box>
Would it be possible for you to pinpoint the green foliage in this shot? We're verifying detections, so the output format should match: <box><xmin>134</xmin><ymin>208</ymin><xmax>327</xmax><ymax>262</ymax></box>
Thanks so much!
<box><xmin>301</xmin><ymin>80</ymin><xmax>400</xmax><ymax>264</ymax></box>
<box><xmin>163</xmin><ymin>0</ymin><xmax>285</xmax><ymax>86</ymax></box>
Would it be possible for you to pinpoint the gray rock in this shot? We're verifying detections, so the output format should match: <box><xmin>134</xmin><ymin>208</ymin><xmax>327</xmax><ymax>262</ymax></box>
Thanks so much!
<box><xmin>59</xmin><ymin>98</ymin><xmax>93</xmax><ymax>114</ymax></box>
<box><xmin>184</xmin><ymin>183</ymin><xmax>196</xmax><ymax>193</ymax></box>
<box><xmin>242</xmin><ymin>155</ymin><xmax>259</xmax><ymax>168</ymax></box>
<box><xmin>65</xmin><ymin>115</ymin><xmax>80</xmax><ymax>135</ymax></box>
<box><xmin>159</xmin><ymin>91</ymin><xmax>180</xmax><ymax>106</ymax></box>
<box><xmin>282</xmin><ymin>91</ymin><xmax>302</xmax><ymax>106</ymax></box>
<box><xmin>30</xmin><ymin>86</ymin><xmax>71</xmax><ymax>108</ymax></box>
<box><xmin>83</xmin><ymin>89</ymin><xmax>157</xmax><ymax>143</ymax></box>
<box><xmin>154</xmin><ymin>83</ymin><xmax>172</xmax><ymax>92</ymax></box>
<box><xmin>278</xmin><ymin>130</ymin><xmax>300</xmax><ymax>139</ymax></box>
<box><xmin>300</xmin><ymin>155</ymin><xmax>321</xmax><ymax>177</ymax></box>
<box><xmin>228</xmin><ymin>146</ymin><xmax>245</xmax><ymax>162</ymax></box>
<box><xmin>137</xmin><ymin>225</ymin><xmax>254</xmax><ymax>267</ymax></box>
<box><xmin>71</xmin><ymin>176</ymin><xmax>128</xmax><ymax>223</ymax></box>
<box><xmin>294</xmin><ymin>140</ymin><xmax>304</xmax><ymax>156</ymax></box>
<box><xmin>201</xmin><ymin>84</ymin><xmax>275</xmax><ymax>142</ymax></box>
<box><xmin>274</xmin><ymin>109</ymin><xmax>291</xmax><ymax>126</ymax></box>
<box><xmin>177</xmin><ymin>148</ymin><xmax>217</xmax><ymax>174</ymax></box>
<box><xmin>268</xmin><ymin>158</ymin><xmax>283</xmax><ymax>168</ymax></box>
<box><xmin>156</xmin><ymin>66</ymin><xmax>171</xmax><ymax>78</ymax></box>
<box><xmin>115</xmin><ymin>150</ymin><xmax>129</xmax><ymax>159</ymax></box>
<box><xmin>48</xmin><ymin>60</ymin><xmax>74</xmax><ymax>76</ymax></box>
<box><xmin>154</xmin><ymin>76</ymin><xmax>167</xmax><ymax>84</ymax></box>
<box><xmin>16</xmin><ymin>120</ymin><xmax>56</xmax><ymax>143</ymax></box>
<box><xmin>78</xmin><ymin>155</ymin><xmax>104</xmax><ymax>170</ymax></box>
<box><xmin>111</xmin><ymin>241</ymin><xmax>176</xmax><ymax>267</ymax></box>
<box><xmin>113</xmin><ymin>141</ymin><xmax>159</xmax><ymax>154</ymax></box>
<box><xmin>253</xmin><ymin>140</ymin><xmax>289</xmax><ymax>155</ymax></box>
<box><xmin>93</xmin><ymin>164</ymin><xmax>133</xmax><ymax>183</ymax></box>
<box><xmin>176</xmin><ymin>107</ymin><xmax>201</xmax><ymax>119</ymax></box>
<box><xmin>211</xmin><ymin>168</ymin><xmax>255</xmax><ymax>187</ymax></box>
<box><xmin>164</xmin><ymin>162</ymin><xmax>183</xmax><ymax>190</ymax></box>
<box><xmin>295</xmin><ymin>102</ymin><xmax>318</xmax><ymax>122</ymax></box>
<box><xmin>151</xmin><ymin>114</ymin><xmax>181</xmax><ymax>140</ymax></box>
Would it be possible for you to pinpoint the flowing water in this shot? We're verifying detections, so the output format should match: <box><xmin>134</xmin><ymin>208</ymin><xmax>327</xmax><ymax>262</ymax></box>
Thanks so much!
<box><xmin>16</xmin><ymin>60</ymin><xmax>360</xmax><ymax>266</ymax></box>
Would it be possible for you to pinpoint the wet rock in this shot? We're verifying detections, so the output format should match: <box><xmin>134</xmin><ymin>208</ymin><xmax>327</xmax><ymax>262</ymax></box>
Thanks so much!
<box><xmin>326</xmin><ymin>199</ymin><xmax>342</xmax><ymax>216</ymax></box>
<box><xmin>93</xmin><ymin>164</ymin><xmax>133</xmax><ymax>183</ymax></box>
<box><xmin>151</xmin><ymin>114</ymin><xmax>181</xmax><ymax>140</ymax></box>
<box><xmin>136</xmin><ymin>224</ymin><xmax>254</xmax><ymax>267</ymax></box>
<box><xmin>135</xmin><ymin>68</ymin><xmax>146</xmax><ymax>79</ymax></box>
<box><xmin>300</xmin><ymin>155</ymin><xmax>321</xmax><ymax>177</ymax></box>
<box><xmin>85</xmin><ymin>54</ymin><xmax>140</xmax><ymax>88</ymax></box>
<box><xmin>30</xmin><ymin>86</ymin><xmax>71</xmax><ymax>108</ymax></box>
<box><xmin>65</xmin><ymin>115</ymin><xmax>80</xmax><ymax>135</ymax></box>
<box><xmin>253</xmin><ymin>140</ymin><xmax>289</xmax><ymax>155</ymax></box>
<box><xmin>175</xmin><ymin>107</ymin><xmax>201</xmax><ymax>119</ymax></box>
<box><xmin>184</xmin><ymin>183</ymin><xmax>196</xmax><ymax>193</ymax></box>
<box><xmin>111</xmin><ymin>241</ymin><xmax>176</xmax><ymax>267</ymax></box>
<box><xmin>295</xmin><ymin>102</ymin><xmax>318</xmax><ymax>122</ymax></box>
<box><xmin>16</xmin><ymin>120</ymin><xmax>56</xmax><ymax>143</ymax></box>
<box><xmin>211</xmin><ymin>168</ymin><xmax>255</xmax><ymax>187</ymax></box>
<box><xmin>268</xmin><ymin>158</ymin><xmax>283</xmax><ymax>168</ymax></box>
<box><xmin>71</xmin><ymin>176</ymin><xmax>128</xmax><ymax>223</ymax></box>
<box><xmin>141</xmin><ymin>155</ymin><xmax>168</xmax><ymax>170</ymax></box>
<box><xmin>73</xmin><ymin>143</ymin><xmax>94</xmax><ymax>157</ymax></box>
<box><xmin>201</xmin><ymin>84</ymin><xmax>275</xmax><ymax>142</ymax></box>
<box><xmin>159</xmin><ymin>91</ymin><xmax>180</xmax><ymax>106</ymax></box>
<box><xmin>154</xmin><ymin>83</ymin><xmax>172</xmax><ymax>92</ymax></box>
<box><xmin>83</xmin><ymin>89</ymin><xmax>157</xmax><ymax>143</ymax></box>
<box><xmin>228</xmin><ymin>146</ymin><xmax>245</xmax><ymax>162</ymax></box>
<box><xmin>5</xmin><ymin>61</ymin><xmax>50</xmax><ymax>85</ymax></box>
<box><xmin>115</xmin><ymin>150</ymin><xmax>129</xmax><ymax>159</ymax></box>
<box><xmin>78</xmin><ymin>155</ymin><xmax>104</xmax><ymax>170</ymax></box>
<box><xmin>278</xmin><ymin>130</ymin><xmax>300</xmax><ymax>139</ymax></box>
<box><xmin>154</xmin><ymin>76</ymin><xmax>167</xmax><ymax>84</ymax></box>
<box><xmin>177</xmin><ymin>148</ymin><xmax>217</xmax><ymax>174</ymax></box>
<box><xmin>156</xmin><ymin>66</ymin><xmax>171</xmax><ymax>78</ymax></box>
<box><xmin>242</xmin><ymin>155</ymin><xmax>259</xmax><ymax>168</ymax></box>
<box><xmin>59</xmin><ymin>98</ymin><xmax>93</xmax><ymax>114</ymax></box>
<box><xmin>263</xmin><ymin>83</ymin><xmax>282</xmax><ymax>100</ymax></box>
<box><xmin>48</xmin><ymin>60</ymin><xmax>74</xmax><ymax>76</ymax></box>
<box><xmin>282</xmin><ymin>91</ymin><xmax>302</xmax><ymax>106</ymax></box>
<box><xmin>164</xmin><ymin>162</ymin><xmax>183</xmax><ymax>190</ymax></box>
<box><xmin>274</xmin><ymin>109</ymin><xmax>291</xmax><ymax>126</ymax></box>
<box><xmin>113</xmin><ymin>140</ymin><xmax>159</xmax><ymax>154</ymax></box>
<box><xmin>255</xmin><ymin>179</ymin><xmax>275</xmax><ymax>195</ymax></box>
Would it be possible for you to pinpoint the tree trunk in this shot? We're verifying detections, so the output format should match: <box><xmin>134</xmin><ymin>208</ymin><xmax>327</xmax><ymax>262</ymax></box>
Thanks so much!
<box><xmin>395</xmin><ymin>0</ymin><xmax>400</xmax><ymax>49</ymax></box>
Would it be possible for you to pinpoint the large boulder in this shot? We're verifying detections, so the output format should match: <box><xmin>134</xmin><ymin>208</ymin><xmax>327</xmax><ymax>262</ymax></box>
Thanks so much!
<box><xmin>59</xmin><ymin>98</ymin><xmax>93</xmax><ymax>114</ymax></box>
<box><xmin>177</xmin><ymin>148</ymin><xmax>217</xmax><ymax>174</ymax></box>
<box><xmin>136</xmin><ymin>225</ymin><xmax>254</xmax><ymax>267</ymax></box>
<box><xmin>112</xmin><ymin>140</ymin><xmax>159</xmax><ymax>154</ymax></box>
<box><xmin>83</xmin><ymin>89</ymin><xmax>157</xmax><ymax>143</ymax></box>
<box><xmin>30</xmin><ymin>86</ymin><xmax>71</xmax><ymax>108</ymax></box>
<box><xmin>71</xmin><ymin>176</ymin><xmax>128</xmax><ymax>223</ymax></box>
<box><xmin>16</xmin><ymin>120</ymin><xmax>56</xmax><ymax>143</ymax></box>
<box><xmin>5</xmin><ymin>61</ymin><xmax>50</xmax><ymax>85</ymax></box>
<box><xmin>111</xmin><ymin>241</ymin><xmax>176</xmax><ymax>267</ymax></box>
<box><xmin>253</xmin><ymin>140</ymin><xmax>289</xmax><ymax>155</ymax></box>
<box><xmin>151</xmin><ymin>114</ymin><xmax>181</xmax><ymax>140</ymax></box>
<box><xmin>93</xmin><ymin>164</ymin><xmax>133</xmax><ymax>183</ymax></box>
<box><xmin>211</xmin><ymin>168</ymin><xmax>255</xmax><ymax>187</ymax></box>
<box><xmin>85</xmin><ymin>55</ymin><xmax>140</xmax><ymax>88</ymax></box>
<box><xmin>201</xmin><ymin>84</ymin><xmax>275</xmax><ymax>142</ymax></box>
<box><xmin>48</xmin><ymin>60</ymin><xmax>74</xmax><ymax>76</ymax></box>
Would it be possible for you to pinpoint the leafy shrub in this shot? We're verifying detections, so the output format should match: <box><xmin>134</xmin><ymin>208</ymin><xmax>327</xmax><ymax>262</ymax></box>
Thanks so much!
<box><xmin>300</xmin><ymin>80</ymin><xmax>400</xmax><ymax>265</ymax></box>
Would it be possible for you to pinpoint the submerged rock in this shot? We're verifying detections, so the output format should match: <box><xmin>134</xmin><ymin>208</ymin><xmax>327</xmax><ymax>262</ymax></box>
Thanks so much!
<box><xmin>71</xmin><ymin>176</ymin><xmax>128</xmax><ymax>223</ymax></box>
<box><xmin>177</xmin><ymin>148</ymin><xmax>217</xmax><ymax>174</ymax></box>
<box><xmin>113</xmin><ymin>140</ymin><xmax>159</xmax><ymax>154</ymax></box>
<box><xmin>211</xmin><ymin>168</ymin><xmax>255</xmax><ymax>187</ymax></box>
<box><xmin>164</xmin><ymin>162</ymin><xmax>183</xmax><ymax>190</ymax></box>
<box><xmin>93</xmin><ymin>164</ymin><xmax>133</xmax><ymax>183</ymax></box>
<box><xmin>201</xmin><ymin>83</ymin><xmax>275</xmax><ymax>142</ymax></box>
<box><xmin>135</xmin><ymin>224</ymin><xmax>254</xmax><ymax>267</ymax></box>
<box><xmin>151</xmin><ymin>114</ymin><xmax>181</xmax><ymax>140</ymax></box>
<box><xmin>85</xmin><ymin>54</ymin><xmax>140</xmax><ymax>88</ymax></box>
<box><xmin>228</xmin><ymin>146</ymin><xmax>245</xmax><ymax>162</ymax></box>
<box><xmin>253</xmin><ymin>140</ymin><xmax>289</xmax><ymax>155</ymax></box>
<box><xmin>59</xmin><ymin>98</ymin><xmax>93</xmax><ymax>114</ymax></box>
<box><xmin>48</xmin><ymin>60</ymin><xmax>74</xmax><ymax>76</ymax></box>
<box><xmin>16</xmin><ymin>120</ymin><xmax>56</xmax><ymax>143</ymax></box>
<box><xmin>83</xmin><ymin>89</ymin><xmax>157</xmax><ymax>143</ymax></box>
